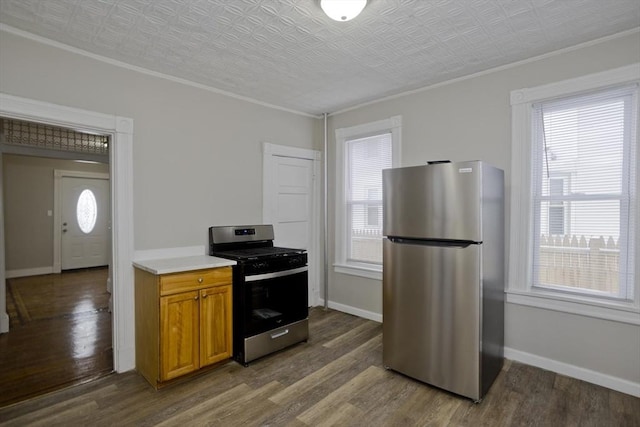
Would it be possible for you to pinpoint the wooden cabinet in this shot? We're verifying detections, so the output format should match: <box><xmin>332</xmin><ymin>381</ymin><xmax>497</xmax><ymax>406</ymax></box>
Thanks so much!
<box><xmin>159</xmin><ymin>290</ymin><xmax>200</xmax><ymax>381</ymax></box>
<box><xmin>199</xmin><ymin>285</ymin><xmax>233</xmax><ymax>366</ymax></box>
<box><xmin>135</xmin><ymin>266</ymin><xmax>232</xmax><ymax>388</ymax></box>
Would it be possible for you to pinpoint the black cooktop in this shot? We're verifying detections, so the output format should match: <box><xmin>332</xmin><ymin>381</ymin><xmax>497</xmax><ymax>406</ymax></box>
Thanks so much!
<box><xmin>212</xmin><ymin>246</ymin><xmax>306</xmax><ymax>261</ymax></box>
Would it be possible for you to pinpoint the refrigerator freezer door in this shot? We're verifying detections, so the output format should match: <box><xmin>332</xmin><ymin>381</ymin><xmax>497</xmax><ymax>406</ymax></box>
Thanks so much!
<box><xmin>383</xmin><ymin>161</ymin><xmax>482</xmax><ymax>241</ymax></box>
<box><xmin>382</xmin><ymin>238</ymin><xmax>481</xmax><ymax>400</ymax></box>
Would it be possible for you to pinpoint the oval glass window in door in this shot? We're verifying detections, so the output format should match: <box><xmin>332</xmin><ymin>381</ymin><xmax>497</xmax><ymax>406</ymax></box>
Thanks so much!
<box><xmin>77</xmin><ymin>189</ymin><xmax>98</xmax><ymax>234</ymax></box>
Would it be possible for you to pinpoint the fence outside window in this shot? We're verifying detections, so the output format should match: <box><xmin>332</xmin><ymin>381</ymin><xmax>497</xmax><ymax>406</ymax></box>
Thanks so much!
<box><xmin>537</xmin><ymin>234</ymin><xmax>620</xmax><ymax>294</ymax></box>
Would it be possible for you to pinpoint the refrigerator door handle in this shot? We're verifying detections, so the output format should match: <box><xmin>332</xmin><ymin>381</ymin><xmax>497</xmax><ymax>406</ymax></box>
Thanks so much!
<box><xmin>387</xmin><ymin>237</ymin><xmax>481</xmax><ymax>248</ymax></box>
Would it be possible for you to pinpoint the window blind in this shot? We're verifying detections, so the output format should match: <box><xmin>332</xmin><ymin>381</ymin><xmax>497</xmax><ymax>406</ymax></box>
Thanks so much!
<box><xmin>531</xmin><ymin>85</ymin><xmax>636</xmax><ymax>299</ymax></box>
<box><xmin>345</xmin><ymin>132</ymin><xmax>392</xmax><ymax>264</ymax></box>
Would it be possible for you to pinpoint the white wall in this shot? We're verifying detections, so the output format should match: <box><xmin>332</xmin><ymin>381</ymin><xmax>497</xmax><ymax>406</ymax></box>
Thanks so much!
<box><xmin>0</xmin><ymin>30</ymin><xmax>321</xmax><ymax>253</ymax></box>
<box><xmin>326</xmin><ymin>31</ymin><xmax>640</xmax><ymax>394</ymax></box>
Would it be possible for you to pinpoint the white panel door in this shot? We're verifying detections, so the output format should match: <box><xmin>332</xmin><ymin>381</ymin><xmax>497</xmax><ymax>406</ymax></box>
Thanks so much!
<box><xmin>263</xmin><ymin>149</ymin><xmax>320</xmax><ymax>306</ymax></box>
<box><xmin>274</xmin><ymin>156</ymin><xmax>313</xmax><ymax>250</ymax></box>
<box><xmin>61</xmin><ymin>177</ymin><xmax>110</xmax><ymax>270</ymax></box>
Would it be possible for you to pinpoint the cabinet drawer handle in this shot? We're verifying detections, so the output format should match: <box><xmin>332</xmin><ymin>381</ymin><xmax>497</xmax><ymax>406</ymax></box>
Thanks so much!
<box><xmin>202</xmin><ymin>294</ymin><xmax>208</xmax><ymax>299</ymax></box>
<box><xmin>271</xmin><ymin>329</ymin><xmax>289</xmax><ymax>339</ymax></box>
<box><xmin>194</xmin><ymin>296</ymin><xmax>199</xmax><ymax>300</ymax></box>
<box><xmin>197</xmin><ymin>277</ymin><xmax>203</xmax><ymax>283</ymax></box>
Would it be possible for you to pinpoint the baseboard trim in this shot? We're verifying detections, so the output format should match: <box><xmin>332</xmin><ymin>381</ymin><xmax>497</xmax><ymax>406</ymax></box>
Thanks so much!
<box><xmin>5</xmin><ymin>266</ymin><xmax>54</xmax><ymax>278</ymax></box>
<box><xmin>504</xmin><ymin>347</ymin><xmax>640</xmax><ymax>397</ymax></box>
<box><xmin>315</xmin><ymin>299</ymin><xmax>382</xmax><ymax>323</ymax></box>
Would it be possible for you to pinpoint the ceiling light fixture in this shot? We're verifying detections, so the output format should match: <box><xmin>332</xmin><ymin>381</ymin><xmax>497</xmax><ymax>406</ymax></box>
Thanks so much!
<box><xmin>320</xmin><ymin>0</ymin><xmax>367</xmax><ymax>22</ymax></box>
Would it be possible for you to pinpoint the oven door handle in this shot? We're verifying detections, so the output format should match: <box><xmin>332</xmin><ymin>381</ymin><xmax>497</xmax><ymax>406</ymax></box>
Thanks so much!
<box><xmin>245</xmin><ymin>266</ymin><xmax>308</xmax><ymax>282</ymax></box>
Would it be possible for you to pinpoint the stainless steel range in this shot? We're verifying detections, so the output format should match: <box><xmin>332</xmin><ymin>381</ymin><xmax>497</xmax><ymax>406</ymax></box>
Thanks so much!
<box><xmin>208</xmin><ymin>224</ymin><xmax>309</xmax><ymax>365</ymax></box>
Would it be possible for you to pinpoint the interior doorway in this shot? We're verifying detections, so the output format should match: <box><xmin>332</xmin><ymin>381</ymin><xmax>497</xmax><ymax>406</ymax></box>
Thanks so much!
<box><xmin>0</xmin><ymin>120</ymin><xmax>114</xmax><ymax>405</ymax></box>
<box><xmin>0</xmin><ymin>93</ymin><xmax>136</xmax><ymax>376</ymax></box>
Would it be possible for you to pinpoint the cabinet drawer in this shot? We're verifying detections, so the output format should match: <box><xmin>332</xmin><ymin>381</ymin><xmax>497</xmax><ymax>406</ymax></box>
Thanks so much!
<box><xmin>160</xmin><ymin>267</ymin><xmax>232</xmax><ymax>296</ymax></box>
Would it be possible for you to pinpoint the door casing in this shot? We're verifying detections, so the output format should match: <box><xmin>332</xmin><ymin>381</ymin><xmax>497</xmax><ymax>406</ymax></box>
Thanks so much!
<box><xmin>0</xmin><ymin>93</ymin><xmax>135</xmax><ymax>373</ymax></box>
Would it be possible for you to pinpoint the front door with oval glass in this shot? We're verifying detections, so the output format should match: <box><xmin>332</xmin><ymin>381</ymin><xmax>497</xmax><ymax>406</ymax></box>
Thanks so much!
<box><xmin>61</xmin><ymin>177</ymin><xmax>110</xmax><ymax>270</ymax></box>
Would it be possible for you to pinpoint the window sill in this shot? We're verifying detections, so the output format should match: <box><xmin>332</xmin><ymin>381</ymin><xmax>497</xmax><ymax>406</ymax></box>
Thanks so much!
<box><xmin>506</xmin><ymin>289</ymin><xmax>640</xmax><ymax>325</ymax></box>
<box><xmin>334</xmin><ymin>263</ymin><xmax>382</xmax><ymax>281</ymax></box>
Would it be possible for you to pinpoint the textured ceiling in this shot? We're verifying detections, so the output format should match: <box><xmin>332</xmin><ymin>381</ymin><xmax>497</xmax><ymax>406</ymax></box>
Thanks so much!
<box><xmin>0</xmin><ymin>0</ymin><xmax>639</xmax><ymax>116</ymax></box>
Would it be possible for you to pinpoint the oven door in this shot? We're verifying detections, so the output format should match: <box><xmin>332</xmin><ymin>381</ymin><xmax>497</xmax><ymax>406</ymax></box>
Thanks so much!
<box><xmin>244</xmin><ymin>266</ymin><xmax>308</xmax><ymax>336</ymax></box>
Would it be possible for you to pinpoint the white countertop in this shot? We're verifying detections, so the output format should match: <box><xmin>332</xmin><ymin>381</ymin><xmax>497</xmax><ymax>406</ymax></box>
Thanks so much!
<box><xmin>132</xmin><ymin>255</ymin><xmax>236</xmax><ymax>275</ymax></box>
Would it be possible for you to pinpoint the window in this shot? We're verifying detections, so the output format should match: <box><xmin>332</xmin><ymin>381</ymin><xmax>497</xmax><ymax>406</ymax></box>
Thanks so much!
<box><xmin>509</xmin><ymin>64</ymin><xmax>639</xmax><ymax>323</ymax></box>
<box><xmin>77</xmin><ymin>188</ymin><xmax>98</xmax><ymax>234</ymax></box>
<box><xmin>346</xmin><ymin>135</ymin><xmax>390</xmax><ymax>265</ymax></box>
<box><xmin>335</xmin><ymin>116</ymin><xmax>401</xmax><ymax>279</ymax></box>
<box><xmin>532</xmin><ymin>86</ymin><xmax>635</xmax><ymax>299</ymax></box>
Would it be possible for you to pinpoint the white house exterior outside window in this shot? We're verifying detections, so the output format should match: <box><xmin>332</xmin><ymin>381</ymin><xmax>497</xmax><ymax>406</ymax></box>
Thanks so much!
<box><xmin>335</xmin><ymin>116</ymin><xmax>401</xmax><ymax>280</ymax></box>
<box><xmin>509</xmin><ymin>64</ymin><xmax>639</xmax><ymax>324</ymax></box>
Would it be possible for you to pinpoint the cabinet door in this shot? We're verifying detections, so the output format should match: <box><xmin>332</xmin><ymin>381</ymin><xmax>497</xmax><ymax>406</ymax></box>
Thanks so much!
<box><xmin>200</xmin><ymin>285</ymin><xmax>233</xmax><ymax>366</ymax></box>
<box><xmin>160</xmin><ymin>290</ymin><xmax>200</xmax><ymax>381</ymax></box>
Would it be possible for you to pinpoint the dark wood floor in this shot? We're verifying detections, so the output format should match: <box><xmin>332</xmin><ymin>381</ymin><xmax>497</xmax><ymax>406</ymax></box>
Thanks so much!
<box><xmin>0</xmin><ymin>307</ymin><xmax>637</xmax><ymax>426</ymax></box>
<box><xmin>0</xmin><ymin>267</ymin><xmax>113</xmax><ymax>407</ymax></box>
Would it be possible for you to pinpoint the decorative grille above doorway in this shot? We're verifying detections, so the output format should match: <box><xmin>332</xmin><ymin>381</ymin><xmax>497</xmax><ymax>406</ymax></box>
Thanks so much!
<box><xmin>1</xmin><ymin>118</ymin><xmax>109</xmax><ymax>156</ymax></box>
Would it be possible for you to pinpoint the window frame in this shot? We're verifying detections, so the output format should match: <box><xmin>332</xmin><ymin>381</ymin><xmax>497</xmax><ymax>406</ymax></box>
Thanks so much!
<box><xmin>508</xmin><ymin>64</ymin><xmax>640</xmax><ymax>325</ymax></box>
<box><xmin>334</xmin><ymin>116</ymin><xmax>401</xmax><ymax>280</ymax></box>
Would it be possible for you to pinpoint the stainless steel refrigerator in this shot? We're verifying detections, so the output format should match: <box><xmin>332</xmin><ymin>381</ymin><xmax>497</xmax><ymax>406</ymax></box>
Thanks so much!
<box><xmin>382</xmin><ymin>160</ymin><xmax>504</xmax><ymax>402</ymax></box>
